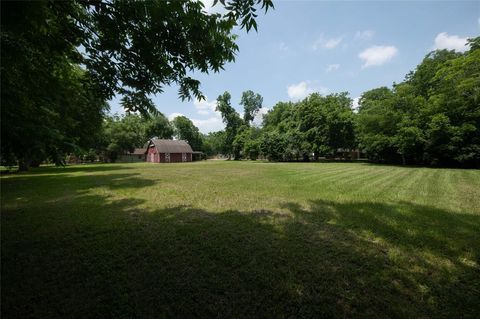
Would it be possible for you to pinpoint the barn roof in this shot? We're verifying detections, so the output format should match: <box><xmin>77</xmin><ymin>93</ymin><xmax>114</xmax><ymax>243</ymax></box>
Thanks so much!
<box><xmin>148</xmin><ymin>138</ymin><xmax>193</xmax><ymax>153</ymax></box>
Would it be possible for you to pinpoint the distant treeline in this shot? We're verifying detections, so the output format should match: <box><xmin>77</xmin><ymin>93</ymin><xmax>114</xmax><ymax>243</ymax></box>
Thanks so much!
<box><xmin>2</xmin><ymin>11</ymin><xmax>479</xmax><ymax>170</ymax></box>
<box><xmin>91</xmin><ymin>39</ymin><xmax>480</xmax><ymax>167</ymax></box>
<box><xmin>209</xmin><ymin>39</ymin><xmax>480</xmax><ymax>167</ymax></box>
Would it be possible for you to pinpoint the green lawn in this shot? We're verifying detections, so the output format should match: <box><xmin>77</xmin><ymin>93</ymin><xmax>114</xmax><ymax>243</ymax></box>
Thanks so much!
<box><xmin>1</xmin><ymin>161</ymin><xmax>479</xmax><ymax>318</ymax></box>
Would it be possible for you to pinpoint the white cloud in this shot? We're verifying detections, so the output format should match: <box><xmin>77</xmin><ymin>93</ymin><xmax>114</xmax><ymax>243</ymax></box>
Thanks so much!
<box><xmin>355</xmin><ymin>30</ymin><xmax>375</xmax><ymax>41</ymax></box>
<box><xmin>194</xmin><ymin>96</ymin><xmax>217</xmax><ymax>115</ymax></box>
<box><xmin>324</xmin><ymin>38</ymin><xmax>342</xmax><ymax>49</ymax></box>
<box><xmin>326</xmin><ymin>64</ymin><xmax>340</xmax><ymax>72</ymax></box>
<box><xmin>192</xmin><ymin>116</ymin><xmax>224</xmax><ymax>133</ymax></box>
<box><xmin>358</xmin><ymin>45</ymin><xmax>398</xmax><ymax>68</ymax></box>
<box><xmin>169</xmin><ymin>96</ymin><xmax>224</xmax><ymax>133</ymax></box>
<box><xmin>352</xmin><ymin>97</ymin><xmax>360</xmax><ymax>112</ymax></box>
<box><xmin>312</xmin><ymin>34</ymin><xmax>343</xmax><ymax>50</ymax></box>
<box><xmin>168</xmin><ymin>112</ymin><xmax>185</xmax><ymax>121</ymax></box>
<box><xmin>287</xmin><ymin>81</ymin><xmax>329</xmax><ymax>100</ymax></box>
<box><xmin>433</xmin><ymin>32</ymin><xmax>469</xmax><ymax>52</ymax></box>
<box><xmin>287</xmin><ymin>82</ymin><xmax>310</xmax><ymax>100</ymax></box>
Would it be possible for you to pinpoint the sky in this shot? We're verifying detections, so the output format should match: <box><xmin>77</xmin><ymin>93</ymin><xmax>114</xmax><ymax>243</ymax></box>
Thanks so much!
<box><xmin>109</xmin><ymin>0</ymin><xmax>480</xmax><ymax>133</ymax></box>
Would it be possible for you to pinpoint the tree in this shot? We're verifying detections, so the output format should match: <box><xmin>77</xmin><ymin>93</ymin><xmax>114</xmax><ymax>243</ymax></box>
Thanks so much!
<box><xmin>260</xmin><ymin>130</ymin><xmax>288</xmax><ymax>161</ymax></box>
<box><xmin>296</xmin><ymin>93</ymin><xmax>355</xmax><ymax>159</ymax></box>
<box><xmin>242</xmin><ymin>126</ymin><xmax>263</xmax><ymax>160</ymax></box>
<box><xmin>203</xmin><ymin>131</ymin><xmax>228</xmax><ymax>156</ymax></box>
<box><xmin>356</xmin><ymin>39</ymin><xmax>480</xmax><ymax>166</ymax></box>
<box><xmin>423</xmin><ymin>46</ymin><xmax>480</xmax><ymax>166</ymax></box>
<box><xmin>74</xmin><ymin>0</ymin><xmax>274</xmax><ymax>112</ymax></box>
<box><xmin>263</xmin><ymin>102</ymin><xmax>294</xmax><ymax>128</ymax></box>
<box><xmin>102</xmin><ymin>115</ymin><xmax>145</xmax><ymax>162</ymax></box>
<box><xmin>171</xmin><ymin>116</ymin><xmax>203</xmax><ymax>151</ymax></box>
<box><xmin>216</xmin><ymin>92</ymin><xmax>244</xmax><ymax>159</ymax></box>
<box><xmin>144</xmin><ymin>114</ymin><xmax>174</xmax><ymax>141</ymax></box>
<box><xmin>101</xmin><ymin>113</ymin><xmax>172</xmax><ymax>162</ymax></box>
<box><xmin>356</xmin><ymin>87</ymin><xmax>402</xmax><ymax>163</ymax></box>
<box><xmin>240</xmin><ymin>90</ymin><xmax>263</xmax><ymax>124</ymax></box>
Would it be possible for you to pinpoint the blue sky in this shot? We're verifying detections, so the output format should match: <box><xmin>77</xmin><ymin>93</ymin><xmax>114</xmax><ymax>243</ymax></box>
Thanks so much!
<box><xmin>109</xmin><ymin>0</ymin><xmax>480</xmax><ymax>133</ymax></box>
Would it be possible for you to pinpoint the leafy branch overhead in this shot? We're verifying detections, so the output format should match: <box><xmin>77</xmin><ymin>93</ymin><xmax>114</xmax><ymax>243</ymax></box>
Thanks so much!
<box><xmin>77</xmin><ymin>0</ymin><xmax>274</xmax><ymax>113</ymax></box>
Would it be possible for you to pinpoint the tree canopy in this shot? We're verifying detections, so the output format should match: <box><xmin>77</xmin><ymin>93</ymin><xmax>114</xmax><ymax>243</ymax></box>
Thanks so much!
<box><xmin>101</xmin><ymin>113</ymin><xmax>173</xmax><ymax>162</ymax></box>
<box><xmin>0</xmin><ymin>0</ymin><xmax>273</xmax><ymax>169</ymax></box>
<box><xmin>171</xmin><ymin>116</ymin><xmax>203</xmax><ymax>151</ymax></box>
<box><xmin>357</xmin><ymin>42</ymin><xmax>480</xmax><ymax>166</ymax></box>
<box><xmin>240</xmin><ymin>90</ymin><xmax>263</xmax><ymax>124</ymax></box>
<box><xmin>205</xmin><ymin>39</ymin><xmax>479</xmax><ymax>167</ymax></box>
<box><xmin>2</xmin><ymin>0</ymin><xmax>477</xmax><ymax>169</ymax></box>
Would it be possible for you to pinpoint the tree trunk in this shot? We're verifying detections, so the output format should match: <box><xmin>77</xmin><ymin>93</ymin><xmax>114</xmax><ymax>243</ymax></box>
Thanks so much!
<box><xmin>18</xmin><ymin>159</ymin><xmax>30</xmax><ymax>171</ymax></box>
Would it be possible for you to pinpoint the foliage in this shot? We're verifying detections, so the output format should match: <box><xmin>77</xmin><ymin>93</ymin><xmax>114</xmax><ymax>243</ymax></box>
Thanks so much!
<box><xmin>214</xmin><ymin>90</ymin><xmax>265</xmax><ymax>159</ymax></box>
<box><xmin>171</xmin><ymin>116</ymin><xmax>203</xmax><ymax>151</ymax></box>
<box><xmin>77</xmin><ymin>0</ymin><xmax>273</xmax><ymax>111</ymax></box>
<box><xmin>216</xmin><ymin>92</ymin><xmax>245</xmax><ymax>159</ymax></box>
<box><xmin>357</xmin><ymin>40</ymin><xmax>480</xmax><ymax>166</ymax></box>
<box><xmin>203</xmin><ymin>131</ymin><xmax>228</xmax><ymax>156</ymax></box>
<box><xmin>297</xmin><ymin>93</ymin><xmax>356</xmax><ymax>158</ymax></box>
<box><xmin>259</xmin><ymin>93</ymin><xmax>356</xmax><ymax>161</ymax></box>
<box><xmin>0</xmin><ymin>2</ymin><xmax>105</xmax><ymax>170</ymax></box>
<box><xmin>260</xmin><ymin>130</ymin><xmax>288</xmax><ymax>161</ymax></box>
<box><xmin>240</xmin><ymin>90</ymin><xmax>263</xmax><ymax>124</ymax></box>
<box><xmin>83</xmin><ymin>149</ymin><xmax>98</xmax><ymax>163</ymax></box>
<box><xmin>102</xmin><ymin>113</ymin><xmax>173</xmax><ymax>162</ymax></box>
<box><xmin>0</xmin><ymin>0</ymin><xmax>273</xmax><ymax>170</ymax></box>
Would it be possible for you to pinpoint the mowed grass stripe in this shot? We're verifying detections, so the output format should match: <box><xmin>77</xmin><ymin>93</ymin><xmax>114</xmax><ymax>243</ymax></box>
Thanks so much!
<box><xmin>328</xmin><ymin>166</ymin><xmax>396</xmax><ymax>189</ymax></box>
<box><xmin>344</xmin><ymin>167</ymin><xmax>412</xmax><ymax>198</ymax></box>
<box><xmin>454</xmin><ymin>169</ymin><xmax>480</xmax><ymax>214</ymax></box>
<box><xmin>296</xmin><ymin>165</ymin><xmax>378</xmax><ymax>187</ymax></box>
<box><xmin>270</xmin><ymin>162</ymin><xmax>361</xmax><ymax>177</ymax></box>
<box><xmin>391</xmin><ymin>167</ymin><xmax>429</xmax><ymax>203</ymax></box>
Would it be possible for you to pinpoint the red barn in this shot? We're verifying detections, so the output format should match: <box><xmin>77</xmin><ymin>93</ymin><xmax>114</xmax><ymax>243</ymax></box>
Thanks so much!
<box><xmin>145</xmin><ymin>138</ymin><xmax>193</xmax><ymax>163</ymax></box>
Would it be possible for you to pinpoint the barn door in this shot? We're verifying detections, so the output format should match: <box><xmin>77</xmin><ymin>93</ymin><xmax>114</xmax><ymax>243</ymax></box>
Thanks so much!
<box><xmin>165</xmin><ymin>153</ymin><xmax>170</xmax><ymax>163</ymax></box>
<box><xmin>182</xmin><ymin>153</ymin><xmax>187</xmax><ymax>162</ymax></box>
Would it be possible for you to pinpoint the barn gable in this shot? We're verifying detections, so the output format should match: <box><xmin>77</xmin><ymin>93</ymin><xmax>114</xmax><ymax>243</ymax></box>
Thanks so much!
<box><xmin>145</xmin><ymin>138</ymin><xmax>193</xmax><ymax>163</ymax></box>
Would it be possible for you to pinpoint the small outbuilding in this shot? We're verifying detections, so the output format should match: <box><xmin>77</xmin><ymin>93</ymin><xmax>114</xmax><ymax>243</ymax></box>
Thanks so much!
<box><xmin>145</xmin><ymin>138</ymin><xmax>193</xmax><ymax>163</ymax></box>
<box><xmin>117</xmin><ymin>148</ymin><xmax>147</xmax><ymax>162</ymax></box>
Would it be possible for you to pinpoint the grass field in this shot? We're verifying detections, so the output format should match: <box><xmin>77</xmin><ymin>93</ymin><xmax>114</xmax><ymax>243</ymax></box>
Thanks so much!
<box><xmin>1</xmin><ymin>161</ymin><xmax>479</xmax><ymax>318</ymax></box>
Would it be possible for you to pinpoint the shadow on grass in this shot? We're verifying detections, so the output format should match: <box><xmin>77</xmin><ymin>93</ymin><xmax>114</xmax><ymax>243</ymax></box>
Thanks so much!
<box><xmin>1</xmin><ymin>172</ymin><xmax>156</xmax><ymax>198</ymax></box>
<box><xmin>8</xmin><ymin>163</ymin><xmax>136</xmax><ymax>176</ymax></box>
<box><xmin>2</xmin><ymin>188</ymin><xmax>479</xmax><ymax>317</ymax></box>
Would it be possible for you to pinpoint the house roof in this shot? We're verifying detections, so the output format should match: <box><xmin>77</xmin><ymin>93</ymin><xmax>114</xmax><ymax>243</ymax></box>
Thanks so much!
<box><xmin>148</xmin><ymin>138</ymin><xmax>193</xmax><ymax>153</ymax></box>
<box><xmin>131</xmin><ymin>148</ymin><xmax>147</xmax><ymax>155</ymax></box>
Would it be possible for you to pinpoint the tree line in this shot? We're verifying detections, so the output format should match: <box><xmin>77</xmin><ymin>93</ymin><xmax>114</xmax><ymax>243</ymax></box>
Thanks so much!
<box><xmin>208</xmin><ymin>39</ymin><xmax>479</xmax><ymax>167</ymax></box>
<box><xmin>4</xmin><ymin>39</ymin><xmax>479</xmax><ymax>168</ymax></box>
<box><xmin>1</xmin><ymin>1</ymin><xmax>477</xmax><ymax>169</ymax></box>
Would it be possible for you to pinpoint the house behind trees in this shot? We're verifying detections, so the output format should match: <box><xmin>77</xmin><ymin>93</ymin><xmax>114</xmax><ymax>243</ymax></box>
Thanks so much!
<box><xmin>117</xmin><ymin>148</ymin><xmax>147</xmax><ymax>163</ymax></box>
